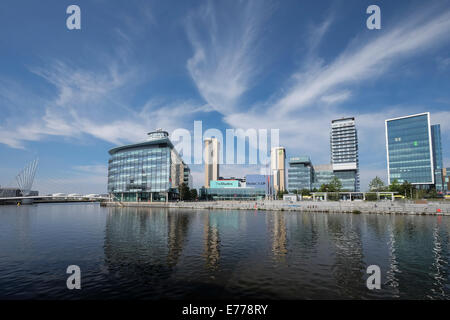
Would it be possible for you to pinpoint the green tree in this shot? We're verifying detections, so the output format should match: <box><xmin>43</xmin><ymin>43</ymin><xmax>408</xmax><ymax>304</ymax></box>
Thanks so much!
<box><xmin>329</xmin><ymin>176</ymin><xmax>342</xmax><ymax>192</ymax></box>
<box><xmin>391</xmin><ymin>181</ymin><xmax>416</xmax><ymax>199</ymax></box>
<box><xmin>277</xmin><ymin>189</ymin><xmax>288</xmax><ymax>199</ymax></box>
<box><xmin>428</xmin><ymin>188</ymin><xmax>438</xmax><ymax>199</ymax></box>
<box><xmin>190</xmin><ymin>188</ymin><xmax>198</xmax><ymax>200</ymax></box>
<box><xmin>388</xmin><ymin>179</ymin><xmax>401</xmax><ymax>193</ymax></box>
<box><xmin>179</xmin><ymin>183</ymin><xmax>191</xmax><ymax>201</ymax></box>
<box><xmin>300</xmin><ymin>188</ymin><xmax>311</xmax><ymax>196</ymax></box>
<box><xmin>368</xmin><ymin>176</ymin><xmax>386</xmax><ymax>192</ymax></box>
<box><xmin>320</xmin><ymin>177</ymin><xmax>342</xmax><ymax>192</ymax></box>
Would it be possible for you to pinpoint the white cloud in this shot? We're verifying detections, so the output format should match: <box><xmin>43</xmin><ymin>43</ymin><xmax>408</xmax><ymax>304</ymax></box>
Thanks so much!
<box><xmin>320</xmin><ymin>90</ymin><xmax>352</xmax><ymax>105</ymax></box>
<box><xmin>219</xmin><ymin>6</ymin><xmax>450</xmax><ymax>179</ymax></box>
<box><xmin>186</xmin><ymin>0</ymin><xmax>272</xmax><ymax>114</ymax></box>
<box><xmin>272</xmin><ymin>8</ymin><xmax>450</xmax><ymax>114</ymax></box>
<box><xmin>0</xmin><ymin>61</ymin><xmax>211</xmax><ymax>149</ymax></box>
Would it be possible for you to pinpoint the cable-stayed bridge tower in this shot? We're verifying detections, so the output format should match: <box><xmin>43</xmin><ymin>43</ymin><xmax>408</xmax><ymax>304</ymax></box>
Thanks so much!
<box><xmin>16</xmin><ymin>158</ymin><xmax>38</xmax><ymax>196</ymax></box>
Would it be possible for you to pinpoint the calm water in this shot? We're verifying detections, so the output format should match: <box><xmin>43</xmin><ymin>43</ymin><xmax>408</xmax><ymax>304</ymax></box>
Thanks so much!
<box><xmin>0</xmin><ymin>203</ymin><xmax>449</xmax><ymax>299</ymax></box>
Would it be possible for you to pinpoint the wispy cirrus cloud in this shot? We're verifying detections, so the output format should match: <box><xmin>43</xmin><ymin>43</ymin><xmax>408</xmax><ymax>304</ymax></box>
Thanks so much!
<box><xmin>271</xmin><ymin>8</ymin><xmax>450</xmax><ymax>115</ymax></box>
<box><xmin>186</xmin><ymin>0</ymin><xmax>273</xmax><ymax>115</ymax></box>
<box><xmin>0</xmin><ymin>59</ymin><xmax>211</xmax><ymax>148</ymax></box>
<box><xmin>217</xmin><ymin>5</ymin><xmax>450</xmax><ymax>189</ymax></box>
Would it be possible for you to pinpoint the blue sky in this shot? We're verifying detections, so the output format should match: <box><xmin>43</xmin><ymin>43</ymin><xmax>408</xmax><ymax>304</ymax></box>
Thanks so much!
<box><xmin>1</xmin><ymin>0</ymin><xmax>450</xmax><ymax>193</ymax></box>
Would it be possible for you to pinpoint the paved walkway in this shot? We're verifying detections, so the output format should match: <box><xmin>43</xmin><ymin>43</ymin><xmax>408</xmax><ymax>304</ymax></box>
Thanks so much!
<box><xmin>102</xmin><ymin>200</ymin><xmax>450</xmax><ymax>215</ymax></box>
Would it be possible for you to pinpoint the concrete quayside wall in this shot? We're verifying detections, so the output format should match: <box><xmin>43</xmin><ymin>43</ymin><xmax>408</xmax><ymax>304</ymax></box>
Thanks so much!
<box><xmin>101</xmin><ymin>200</ymin><xmax>450</xmax><ymax>216</ymax></box>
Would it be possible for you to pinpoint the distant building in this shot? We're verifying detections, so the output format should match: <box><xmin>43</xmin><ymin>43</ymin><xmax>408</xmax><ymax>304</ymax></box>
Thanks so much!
<box><xmin>330</xmin><ymin>117</ymin><xmax>359</xmax><ymax>192</ymax></box>
<box><xmin>271</xmin><ymin>147</ymin><xmax>286</xmax><ymax>194</ymax></box>
<box><xmin>385</xmin><ymin>113</ymin><xmax>441</xmax><ymax>190</ymax></box>
<box><xmin>0</xmin><ymin>188</ymin><xmax>22</xmax><ymax>198</ymax></box>
<box><xmin>246</xmin><ymin>174</ymin><xmax>273</xmax><ymax>195</ymax></box>
<box><xmin>0</xmin><ymin>188</ymin><xmax>38</xmax><ymax>198</ymax></box>
<box><xmin>183</xmin><ymin>167</ymin><xmax>192</xmax><ymax>189</ymax></box>
<box><xmin>204</xmin><ymin>138</ymin><xmax>220</xmax><ymax>188</ymax></box>
<box><xmin>431</xmin><ymin>124</ymin><xmax>445</xmax><ymax>192</ymax></box>
<box><xmin>444</xmin><ymin>168</ymin><xmax>450</xmax><ymax>192</ymax></box>
<box><xmin>287</xmin><ymin>156</ymin><xmax>314</xmax><ymax>191</ymax></box>
<box><xmin>107</xmin><ymin>129</ymin><xmax>188</xmax><ymax>202</ymax></box>
<box><xmin>200</xmin><ymin>174</ymin><xmax>271</xmax><ymax>200</ymax></box>
<box><xmin>311</xmin><ymin>164</ymin><xmax>334</xmax><ymax>190</ymax></box>
<box><xmin>200</xmin><ymin>187</ymin><xmax>266</xmax><ymax>201</ymax></box>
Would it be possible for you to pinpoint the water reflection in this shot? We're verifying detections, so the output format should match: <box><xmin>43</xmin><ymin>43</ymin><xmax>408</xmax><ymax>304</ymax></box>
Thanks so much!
<box><xmin>429</xmin><ymin>218</ymin><xmax>448</xmax><ymax>299</ymax></box>
<box><xmin>203</xmin><ymin>213</ymin><xmax>221</xmax><ymax>270</ymax></box>
<box><xmin>385</xmin><ymin>222</ymin><xmax>400</xmax><ymax>295</ymax></box>
<box><xmin>167</xmin><ymin>211</ymin><xmax>191</xmax><ymax>267</ymax></box>
<box><xmin>327</xmin><ymin>214</ymin><xmax>366</xmax><ymax>298</ymax></box>
<box><xmin>3</xmin><ymin>204</ymin><xmax>449</xmax><ymax>299</ymax></box>
<box><xmin>266</xmin><ymin>211</ymin><xmax>287</xmax><ymax>262</ymax></box>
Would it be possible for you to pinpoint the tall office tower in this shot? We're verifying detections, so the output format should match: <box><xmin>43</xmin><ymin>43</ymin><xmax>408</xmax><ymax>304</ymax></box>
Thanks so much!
<box><xmin>271</xmin><ymin>147</ymin><xmax>286</xmax><ymax>194</ymax></box>
<box><xmin>204</xmin><ymin>138</ymin><xmax>220</xmax><ymax>188</ymax></box>
<box><xmin>330</xmin><ymin>117</ymin><xmax>360</xmax><ymax>191</ymax></box>
<box><xmin>287</xmin><ymin>156</ymin><xmax>314</xmax><ymax>192</ymax></box>
<box><xmin>431</xmin><ymin>124</ymin><xmax>445</xmax><ymax>192</ymax></box>
<box><xmin>385</xmin><ymin>112</ymin><xmax>435</xmax><ymax>189</ymax></box>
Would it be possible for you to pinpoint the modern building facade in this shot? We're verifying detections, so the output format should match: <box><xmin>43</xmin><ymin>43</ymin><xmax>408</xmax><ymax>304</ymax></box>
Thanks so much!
<box><xmin>184</xmin><ymin>167</ymin><xmax>193</xmax><ymax>189</ymax></box>
<box><xmin>271</xmin><ymin>147</ymin><xmax>286</xmax><ymax>194</ymax></box>
<box><xmin>107</xmin><ymin>130</ymin><xmax>189</xmax><ymax>202</ymax></box>
<box><xmin>287</xmin><ymin>156</ymin><xmax>314</xmax><ymax>191</ymax></box>
<box><xmin>204</xmin><ymin>138</ymin><xmax>220</xmax><ymax>188</ymax></box>
<box><xmin>246</xmin><ymin>174</ymin><xmax>272</xmax><ymax>195</ymax></box>
<box><xmin>311</xmin><ymin>164</ymin><xmax>334</xmax><ymax>190</ymax></box>
<box><xmin>431</xmin><ymin>124</ymin><xmax>445</xmax><ymax>193</ymax></box>
<box><xmin>200</xmin><ymin>187</ymin><xmax>266</xmax><ymax>201</ymax></box>
<box><xmin>330</xmin><ymin>117</ymin><xmax>359</xmax><ymax>191</ymax></box>
<box><xmin>385</xmin><ymin>113</ymin><xmax>435</xmax><ymax>189</ymax></box>
<box><xmin>200</xmin><ymin>174</ymin><xmax>272</xmax><ymax>200</ymax></box>
<box><xmin>444</xmin><ymin>168</ymin><xmax>450</xmax><ymax>192</ymax></box>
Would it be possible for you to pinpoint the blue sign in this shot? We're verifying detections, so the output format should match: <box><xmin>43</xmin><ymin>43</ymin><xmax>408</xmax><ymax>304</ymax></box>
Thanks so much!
<box><xmin>246</xmin><ymin>175</ymin><xmax>270</xmax><ymax>194</ymax></box>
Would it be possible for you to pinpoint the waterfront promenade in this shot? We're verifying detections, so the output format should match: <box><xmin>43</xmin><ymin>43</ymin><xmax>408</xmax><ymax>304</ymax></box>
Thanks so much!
<box><xmin>101</xmin><ymin>200</ymin><xmax>450</xmax><ymax>215</ymax></box>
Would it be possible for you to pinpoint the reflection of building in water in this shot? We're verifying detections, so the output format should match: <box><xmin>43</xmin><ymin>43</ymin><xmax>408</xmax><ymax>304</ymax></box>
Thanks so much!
<box><xmin>266</xmin><ymin>212</ymin><xmax>287</xmax><ymax>261</ymax></box>
<box><xmin>429</xmin><ymin>220</ymin><xmax>447</xmax><ymax>298</ymax></box>
<box><xmin>103</xmin><ymin>207</ymin><xmax>191</xmax><ymax>282</ymax></box>
<box><xmin>385</xmin><ymin>219</ymin><xmax>400</xmax><ymax>295</ymax></box>
<box><xmin>203</xmin><ymin>214</ymin><xmax>220</xmax><ymax>270</ymax></box>
<box><xmin>167</xmin><ymin>211</ymin><xmax>191</xmax><ymax>267</ymax></box>
<box><xmin>327</xmin><ymin>214</ymin><xmax>365</xmax><ymax>298</ymax></box>
<box><xmin>292</xmin><ymin>213</ymin><xmax>319</xmax><ymax>255</ymax></box>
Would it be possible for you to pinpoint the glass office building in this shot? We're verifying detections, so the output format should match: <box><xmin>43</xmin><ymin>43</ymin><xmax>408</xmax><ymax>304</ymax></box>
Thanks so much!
<box><xmin>385</xmin><ymin>113</ymin><xmax>434</xmax><ymax>187</ymax></box>
<box><xmin>444</xmin><ymin>168</ymin><xmax>450</xmax><ymax>192</ymax></box>
<box><xmin>287</xmin><ymin>156</ymin><xmax>314</xmax><ymax>191</ymax></box>
<box><xmin>311</xmin><ymin>164</ymin><xmax>334</xmax><ymax>190</ymax></box>
<box><xmin>107</xmin><ymin>130</ymin><xmax>189</xmax><ymax>202</ymax></box>
<box><xmin>334</xmin><ymin>170</ymin><xmax>359</xmax><ymax>192</ymax></box>
<box><xmin>431</xmin><ymin>124</ymin><xmax>445</xmax><ymax>192</ymax></box>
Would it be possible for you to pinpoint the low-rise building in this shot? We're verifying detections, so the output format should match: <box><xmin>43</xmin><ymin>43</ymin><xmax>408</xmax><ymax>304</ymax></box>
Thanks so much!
<box><xmin>107</xmin><ymin>129</ymin><xmax>189</xmax><ymax>202</ymax></box>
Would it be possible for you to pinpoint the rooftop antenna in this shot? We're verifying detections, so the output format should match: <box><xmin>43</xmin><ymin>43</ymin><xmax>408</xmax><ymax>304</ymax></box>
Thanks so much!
<box><xmin>16</xmin><ymin>158</ymin><xmax>38</xmax><ymax>196</ymax></box>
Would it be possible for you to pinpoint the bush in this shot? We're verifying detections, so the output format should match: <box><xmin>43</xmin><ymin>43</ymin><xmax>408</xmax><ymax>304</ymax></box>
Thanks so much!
<box><xmin>365</xmin><ymin>193</ymin><xmax>378</xmax><ymax>201</ymax></box>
